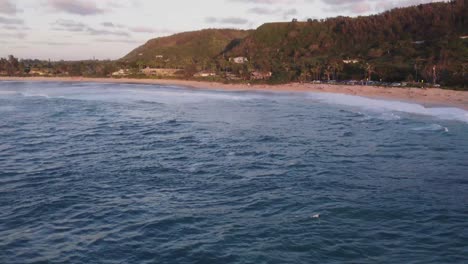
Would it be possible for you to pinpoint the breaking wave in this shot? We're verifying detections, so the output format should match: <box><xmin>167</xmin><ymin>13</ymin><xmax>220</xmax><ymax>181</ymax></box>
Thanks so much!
<box><xmin>307</xmin><ymin>92</ymin><xmax>468</xmax><ymax>123</ymax></box>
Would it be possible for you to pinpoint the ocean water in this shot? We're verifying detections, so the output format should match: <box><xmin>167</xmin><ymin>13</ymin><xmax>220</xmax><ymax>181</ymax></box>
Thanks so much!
<box><xmin>1</xmin><ymin>81</ymin><xmax>467</xmax><ymax>264</ymax></box>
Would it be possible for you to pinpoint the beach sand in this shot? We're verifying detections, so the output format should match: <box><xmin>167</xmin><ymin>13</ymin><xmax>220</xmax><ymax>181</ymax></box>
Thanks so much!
<box><xmin>1</xmin><ymin>76</ymin><xmax>467</xmax><ymax>110</ymax></box>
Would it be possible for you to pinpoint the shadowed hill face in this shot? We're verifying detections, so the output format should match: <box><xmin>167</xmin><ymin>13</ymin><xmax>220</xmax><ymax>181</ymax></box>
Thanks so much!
<box><xmin>122</xmin><ymin>29</ymin><xmax>251</xmax><ymax>68</ymax></box>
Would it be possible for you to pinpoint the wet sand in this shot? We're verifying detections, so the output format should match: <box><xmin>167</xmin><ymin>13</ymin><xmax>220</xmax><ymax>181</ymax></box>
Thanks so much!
<box><xmin>1</xmin><ymin>76</ymin><xmax>467</xmax><ymax>110</ymax></box>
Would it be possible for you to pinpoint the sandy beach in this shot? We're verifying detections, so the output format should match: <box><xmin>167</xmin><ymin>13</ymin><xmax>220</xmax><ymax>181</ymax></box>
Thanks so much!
<box><xmin>1</xmin><ymin>76</ymin><xmax>467</xmax><ymax>110</ymax></box>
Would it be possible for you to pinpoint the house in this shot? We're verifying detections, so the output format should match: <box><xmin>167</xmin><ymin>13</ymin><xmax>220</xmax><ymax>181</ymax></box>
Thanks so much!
<box><xmin>141</xmin><ymin>67</ymin><xmax>158</xmax><ymax>75</ymax></box>
<box><xmin>412</xmin><ymin>40</ymin><xmax>425</xmax><ymax>44</ymax></box>
<box><xmin>460</xmin><ymin>36</ymin><xmax>468</xmax><ymax>39</ymax></box>
<box><xmin>250</xmin><ymin>71</ymin><xmax>272</xmax><ymax>80</ymax></box>
<box><xmin>343</xmin><ymin>59</ymin><xmax>359</xmax><ymax>64</ymax></box>
<box><xmin>112</xmin><ymin>69</ymin><xmax>130</xmax><ymax>77</ymax></box>
<box><xmin>29</xmin><ymin>68</ymin><xmax>48</xmax><ymax>76</ymax></box>
<box><xmin>230</xmin><ymin>57</ymin><xmax>248</xmax><ymax>64</ymax></box>
<box><xmin>155</xmin><ymin>55</ymin><xmax>164</xmax><ymax>59</ymax></box>
<box><xmin>141</xmin><ymin>67</ymin><xmax>179</xmax><ymax>76</ymax></box>
<box><xmin>194</xmin><ymin>71</ymin><xmax>216</xmax><ymax>78</ymax></box>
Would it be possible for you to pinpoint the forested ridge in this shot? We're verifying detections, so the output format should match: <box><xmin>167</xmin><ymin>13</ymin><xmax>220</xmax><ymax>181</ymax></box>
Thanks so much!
<box><xmin>223</xmin><ymin>0</ymin><xmax>467</xmax><ymax>86</ymax></box>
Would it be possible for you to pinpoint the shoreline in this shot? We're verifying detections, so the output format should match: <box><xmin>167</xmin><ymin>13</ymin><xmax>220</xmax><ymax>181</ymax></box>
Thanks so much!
<box><xmin>1</xmin><ymin>76</ymin><xmax>467</xmax><ymax>110</ymax></box>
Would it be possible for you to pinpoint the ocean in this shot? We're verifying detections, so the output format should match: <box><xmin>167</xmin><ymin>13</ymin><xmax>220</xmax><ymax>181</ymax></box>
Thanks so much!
<box><xmin>1</xmin><ymin>81</ymin><xmax>467</xmax><ymax>263</ymax></box>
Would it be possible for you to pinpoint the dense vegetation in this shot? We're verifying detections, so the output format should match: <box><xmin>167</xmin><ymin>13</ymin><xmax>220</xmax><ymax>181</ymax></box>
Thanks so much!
<box><xmin>223</xmin><ymin>0</ymin><xmax>467</xmax><ymax>87</ymax></box>
<box><xmin>0</xmin><ymin>56</ymin><xmax>122</xmax><ymax>77</ymax></box>
<box><xmin>1</xmin><ymin>0</ymin><xmax>467</xmax><ymax>89</ymax></box>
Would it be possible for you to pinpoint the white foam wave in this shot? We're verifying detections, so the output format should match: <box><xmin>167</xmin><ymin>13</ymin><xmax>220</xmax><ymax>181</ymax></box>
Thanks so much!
<box><xmin>307</xmin><ymin>92</ymin><xmax>468</xmax><ymax>123</ymax></box>
<box><xmin>5</xmin><ymin>85</ymin><xmax>261</xmax><ymax>104</ymax></box>
<box><xmin>2</xmin><ymin>83</ymin><xmax>468</xmax><ymax>123</ymax></box>
<box><xmin>20</xmin><ymin>92</ymin><xmax>51</xmax><ymax>98</ymax></box>
<box><xmin>411</xmin><ymin>124</ymin><xmax>449</xmax><ymax>132</ymax></box>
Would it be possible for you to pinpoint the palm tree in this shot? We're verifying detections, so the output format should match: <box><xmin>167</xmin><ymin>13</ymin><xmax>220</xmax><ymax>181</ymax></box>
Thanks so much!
<box><xmin>365</xmin><ymin>63</ymin><xmax>375</xmax><ymax>81</ymax></box>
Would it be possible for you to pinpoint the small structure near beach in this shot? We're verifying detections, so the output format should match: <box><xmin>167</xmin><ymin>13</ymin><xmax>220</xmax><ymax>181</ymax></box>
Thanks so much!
<box><xmin>343</xmin><ymin>59</ymin><xmax>359</xmax><ymax>64</ymax></box>
<box><xmin>230</xmin><ymin>57</ymin><xmax>248</xmax><ymax>64</ymax></box>
<box><xmin>112</xmin><ymin>69</ymin><xmax>130</xmax><ymax>77</ymax></box>
<box><xmin>194</xmin><ymin>71</ymin><xmax>217</xmax><ymax>78</ymax></box>
<box><xmin>141</xmin><ymin>67</ymin><xmax>179</xmax><ymax>77</ymax></box>
<box><xmin>250</xmin><ymin>71</ymin><xmax>272</xmax><ymax>80</ymax></box>
<box><xmin>29</xmin><ymin>68</ymin><xmax>50</xmax><ymax>76</ymax></box>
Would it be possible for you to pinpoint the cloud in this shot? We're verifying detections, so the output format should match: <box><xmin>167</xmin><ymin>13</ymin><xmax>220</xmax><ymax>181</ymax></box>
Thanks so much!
<box><xmin>0</xmin><ymin>32</ymin><xmax>26</xmax><ymax>39</ymax></box>
<box><xmin>52</xmin><ymin>19</ymin><xmax>130</xmax><ymax>36</ymax></box>
<box><xmin>52</xmin><ymin>19</ymin><xmax>87</xmax><ymax>32</ymax></box>
<box><xmin>30</xmin><ymin>41</ymin><xmax>84</xmax><ymax>46</ymax></box>
<box><xmin>95</xmin><ymin>38</ymin><xmax>143</xmax><ymax>44</ymax></box>
<box><xmin>105</xmin><ymin>0</ymin><xmax>143</xmax><ymax>9</ymax></box>
<box><xmin>0</xmin><ymin>16</ymin><xmax>23</xmax><ymax>25</ymax></box>
<box><xmin>0</xmin><ymin>0</ymin><xmax>19</xmax><ymax>15</ymax></box>
<box><xmin>48</xmin><ymin>0</ymin><xmax>104</xmax><ymax>15</ymax></box>
<box><xmin>128</xmin><ymin>26</ymin><xmax>157</xmax><ymax>33</ymax></box>
<box><xmin>351</xmin><ymin>2</ymin><xmax>372</xmax><ymax>14</ymax></box>
<box><xmin>205</xmin><ymin>17</ymin><xmax>250</xmax><ymax>25</ymax></box>
<box><xmin>101</xmin><ymin>22</ymin><xmax>124</xmax><ymax>28</ymax></box>
<box><xmin>230</xmin><ymin>0</ymin><xmax>298</xmax><ymax>4</ymax></box>
<box><xmin>320</xmin><ymin>0</ymin><xmax>443</xmax><ymax>15</ymax></box>
<box><xmin>102</xmin><ymin>22</ymin><xmax>116</xmax><ymax>27</ymax></box>
<box><xmin>248</xmin><ymin>7</ymin><xmax>281</xmax><ymax>15</ymax></box>
<box><xmin>374</xmin><ymin>0</ymin><xmax>442</xmax><ymax>12</ymax></box>
<box><xmin>4</xmin><ymin>25</ymin><xmax>30</xmax><ymax>30</ymax></box>
<box><xmin>283</xmin><ymin>8</ymin><xmax>298</xmax><ymax>19</ymax></box>
<box><xmin>87</xmin><ymin>28</ymin><xmax>129</xmax><ymax>37</ymax></box>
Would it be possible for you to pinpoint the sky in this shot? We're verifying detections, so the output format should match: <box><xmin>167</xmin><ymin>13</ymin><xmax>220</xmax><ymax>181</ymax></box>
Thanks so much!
<box><xmin>0</xmin><ymin>0</ymin><xmax>445</xmax><ymax>60</ymax></box>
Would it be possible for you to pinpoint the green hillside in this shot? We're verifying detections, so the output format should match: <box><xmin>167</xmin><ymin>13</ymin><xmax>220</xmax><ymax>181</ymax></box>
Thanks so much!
<box><xmin>6</xmin><ymin>0</ymin><xmax>466</xmax><ymax>87</ymax></box>
<box><xmin>122</xmin><ymin>29</ymin><xmax>251</xmax><ymax>69</ymax></box>
<box><xmin>223</xmin><ymin>0</ymin><xmax>468</xmax><ymax>86</ymax></box>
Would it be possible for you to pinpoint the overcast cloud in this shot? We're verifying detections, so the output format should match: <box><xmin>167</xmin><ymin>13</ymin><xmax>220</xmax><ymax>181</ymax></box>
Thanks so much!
<box><xmin>0</xmin><ymin>0</ymin><xmax>445</xmax><ymax>60</ymax></box>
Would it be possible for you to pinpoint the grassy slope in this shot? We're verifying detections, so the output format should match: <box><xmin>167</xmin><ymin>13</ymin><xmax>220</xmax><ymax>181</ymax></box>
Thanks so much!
<box><xmin>122</xmin><ymin>29</ymin><xmax>251</xmax><ymax>67</ymax></box>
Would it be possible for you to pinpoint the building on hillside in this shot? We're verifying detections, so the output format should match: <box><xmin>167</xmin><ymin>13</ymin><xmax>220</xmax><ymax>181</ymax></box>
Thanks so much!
<box><xmin>460</xmin><ymin>36</ymin><xmax>468</xmax><ymax>39</ymax></box>
<box><xmin>112</xmin><ymin>69</ymin><xmax>130</xmax><ymax>77</ymax></box>
<box><xmin>141</xmin><ymin>67</ymin><xmax>159</xmax><ymax>75</ymax></box>
<box><xmin>412</xmin><ymin>40</ymin><xmax>425</xmax><ymax>44</ymax></box>
<box><xmin>155</xmin><ymin>55</ymin><xmax>164</xmax><ymax>59</ymax></box>
<box><xmin>250</xmin><ymin>71</ymin><xmax>272</xmax><ymax>80</ymax></box>
<box><xmin>343</xmin><ymin>59</ymin><xmax>359</xmax><ymax>64</ymax></box>
<box><xmin>230</xmin><ymin>57</ymin><xmax>248</xmax><ymax>64</ymax></box>
<box><xmin>29</xmin><ymin>68</ymin><xmax>48</xmax><ymax>76</ymax></box>
<box><xmin>194</xmin><ymin>71</ymin><xmax>217</xmax><ymax>78</ymax></box>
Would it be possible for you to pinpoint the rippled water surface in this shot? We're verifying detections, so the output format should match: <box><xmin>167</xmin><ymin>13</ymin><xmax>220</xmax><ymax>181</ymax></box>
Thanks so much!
<box><xmin>1</xmin><ymin>81</ymin><xmax>467</xmax><ymax>264</ymax></box>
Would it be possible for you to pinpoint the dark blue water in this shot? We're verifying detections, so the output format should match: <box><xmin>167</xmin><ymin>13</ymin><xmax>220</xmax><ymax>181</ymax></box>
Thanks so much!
<box><xmin>1</xmin><ymin>81</ymin><xmax>468</xmax><ymax>264</ymax></box>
